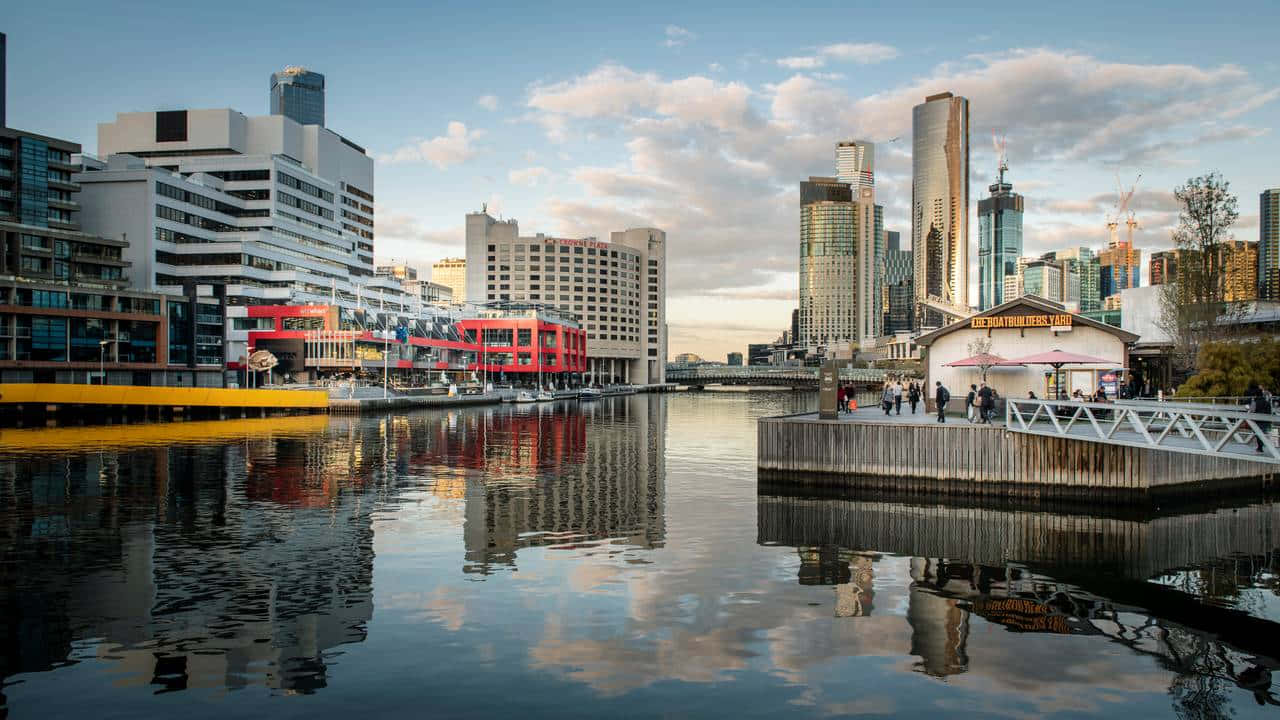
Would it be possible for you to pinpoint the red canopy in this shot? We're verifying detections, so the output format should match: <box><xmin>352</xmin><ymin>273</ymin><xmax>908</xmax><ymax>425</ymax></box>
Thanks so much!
<box><xmin>944</xmin><ymin>353</ymin><xmax>1019</xmax><ymax>367</ymax></box>
<box><xmin>1004</xmin><ymin>349</ymin><xmax>1112</xmax><ymax>367</ymax></box>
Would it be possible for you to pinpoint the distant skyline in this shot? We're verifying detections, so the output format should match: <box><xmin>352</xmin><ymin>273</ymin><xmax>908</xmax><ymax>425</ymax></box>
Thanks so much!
<box><xmin>6</xmin><ymin>0</ymin><xmax>1280</xmax><ymax>359</ymax></box>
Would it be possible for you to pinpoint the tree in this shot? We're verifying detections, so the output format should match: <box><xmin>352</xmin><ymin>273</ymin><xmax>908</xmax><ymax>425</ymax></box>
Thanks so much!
<box><xmin>1176</xmin><ymin>337</ymin><xmax>1280</xmax><ymax>397</ymax></box>
<box><xmin>1157</xmin><ymin>172</ymin><xmax>1244</xmax><ymax>378</ymax></box>
<box><xmin>967</xmin><ymin>336</ymin><xmax>997</xmax><ymax>383</ymax></box>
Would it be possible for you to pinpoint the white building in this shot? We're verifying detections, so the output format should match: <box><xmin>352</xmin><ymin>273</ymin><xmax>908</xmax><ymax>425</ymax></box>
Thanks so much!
<box><xmin>464</xmin><ymin>212</ymin><xmax>667</xmax><ymax>384</ymax></box>
<box><xmin>431</xmin><ymin>257</ymin><xmax>466</xmax><ymax>300</ymax></box>
<box><xmin>75</xmin><ymin>108</ymin><xmax>404</xmax><ymax>366</ymax></box>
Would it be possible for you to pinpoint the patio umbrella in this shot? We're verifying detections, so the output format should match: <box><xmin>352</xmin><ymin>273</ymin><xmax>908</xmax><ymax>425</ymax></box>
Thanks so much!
<box><xmin>1002</xmin><ymin>349</ymin><xmax>1112</xmax><ymax>399</ymax></box>
<box><xmin>944</xmin><ymin>353</ymin><xmax>1021</xmax><ymax>384</ymax></box>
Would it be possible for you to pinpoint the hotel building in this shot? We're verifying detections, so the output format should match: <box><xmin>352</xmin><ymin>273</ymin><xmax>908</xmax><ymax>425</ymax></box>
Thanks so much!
<box><xmin>463</xmin><ymin>212</ymin><xmax>666</xmax><ymax>384</ymax></box>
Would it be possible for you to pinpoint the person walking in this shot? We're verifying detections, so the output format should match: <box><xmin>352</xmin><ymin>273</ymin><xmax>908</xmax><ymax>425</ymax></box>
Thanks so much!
<box><xmin>966</xmin><ymin>384</ymin><xmax>978</xmax><ymax>423</ymax></box>
<box><xmin>881</xmin><ymin>383</ymin><xmax>895</xmax><ymax>416</ymax></box>
<box><xmin>908</xmin><ymin>383</ymin><xmax>921</xmax><ymax>414</ymax></box>
<box><xmin>1246</xmin><ymin>381</ymin><xmax>1272</xmax><ymax>454</ymax></box>
<box><xmin>977</xmin><ymin>382</ymin><xmax>994</xmax><ymax>424</ymax></box>
<box><xmin>837</xmin><ymin>385</ymin><xmax>847</xmax><ymax>415</ymax></box>
<box><xmin>893</xmin><ymin>380</ymin><xmax>903</xmax><ymax>415</ymax></box>
<box><xmin>935</xmin><ymin>381</ymin><xmax>950</xmax><ymax>423</ymax></box>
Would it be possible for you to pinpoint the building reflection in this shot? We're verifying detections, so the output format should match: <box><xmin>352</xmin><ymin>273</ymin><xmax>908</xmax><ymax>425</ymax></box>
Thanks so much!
<box><xmin>458</xmin><ymin>398</ymin><xmax>667</xmax><ymax>574</ymax></box>
<box><xmin>0</xmin><ymin>417</ymin><xmax>379</xmax><ymax>704</ymax></box>
<box><xmin>758</xmin><ymin>490</ymin><xmax>1280</xmax><ymax>706</ymax></box>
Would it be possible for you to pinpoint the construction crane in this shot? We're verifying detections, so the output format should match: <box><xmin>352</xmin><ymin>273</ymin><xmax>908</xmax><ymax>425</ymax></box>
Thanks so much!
<box><xmin>1108</xmin><ymin>172</ymin><xmax>1142</xmax><ymax>248</ymax></box>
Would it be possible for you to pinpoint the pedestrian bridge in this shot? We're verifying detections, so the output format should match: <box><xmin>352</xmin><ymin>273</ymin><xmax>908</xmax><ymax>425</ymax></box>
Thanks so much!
<box><xmin>1005</xmin><ymin>398</ymin><xmax>1280</xmax><ymax>466</ymax></box>
<box><xmin>666</xmin><ymin>365</ymin><xmax>889</xmax><ymax>388</ymax></box>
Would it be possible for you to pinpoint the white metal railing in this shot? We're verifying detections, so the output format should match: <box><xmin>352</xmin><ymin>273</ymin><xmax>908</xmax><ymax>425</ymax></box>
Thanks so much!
<box><xmin>1006</xmin><ymin>398</ymin><xmax>1279</xmax><ymax>465</ymax></box>
<box><xmin>665</xmin><ymin>366</ymin><xmax>892</xmax><ymax>382</ymax></box>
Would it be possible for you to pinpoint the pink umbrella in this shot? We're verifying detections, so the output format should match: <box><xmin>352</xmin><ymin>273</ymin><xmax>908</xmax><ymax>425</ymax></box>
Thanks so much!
<box><xmin>1003</xmin><ymin>349</ymin><xmax>1113</xmax><ymax>399</ymax></box>
<box><xmin>944</xmin><ymin>352</ymin><xmax>1017</xmax><ymax>367</ymax></box>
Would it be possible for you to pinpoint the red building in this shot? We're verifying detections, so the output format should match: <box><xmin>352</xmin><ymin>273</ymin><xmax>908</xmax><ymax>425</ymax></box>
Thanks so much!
<box><xmin>230</xmin><ymin>304</ymin><xmax>584</xmax><ymax>386</ymax></box>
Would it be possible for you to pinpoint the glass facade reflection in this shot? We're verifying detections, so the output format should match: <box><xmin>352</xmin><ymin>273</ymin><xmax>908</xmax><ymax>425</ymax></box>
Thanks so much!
<box><xmin>270</xmin><ymin>68</ymin><xmax>326</xmax><ymax>126</ymax></box>
<box><xmin>911</xmin><ymin>92</ymin><xmax>969</xmax><ymax>327</ymax></box>
<box><xmin>977</xmin><ymin>180</ymin><xmax>1023</xmax><ymax>311</ymax></box>
<box><xmin>799</xmin><ymin>177</ymin><xmax>858</xmax><ymax>348</ymax></box>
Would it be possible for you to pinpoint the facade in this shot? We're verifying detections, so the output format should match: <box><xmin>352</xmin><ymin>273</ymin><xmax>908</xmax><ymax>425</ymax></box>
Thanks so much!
<box><xmin>463</xmin><ymin>212</ymin><xmax>666</xmax><ymax>384</ymax></box>
<box><xmin>883</xmin><ymin>230</ymin><xmax>914</xmax><ymax>334</ymax></box>
<box><xmin>375</xmin><ymin>263</ymin><xmax>417</xmax><ymax>281</ymax></box>
<box><xmin>727</xmin><ymin>351</ymin><xmax>743</xmax><ymax>366</ymax></box>
<box><xmin>1021</xmin><ymin>260</ymin><xmax>1063</xmax><ymax>303</ymax></box>
<box><xmin>1150</xmin><ymin>250</ymin><xmax>1178</xmax><ymax>287</ymax></box>
<box><xmin>1262</xmin><ymin>189</ymin><xmax>1280</xmax><ymax>301</ymax></box>
<box><xmin>747</xmin><ymin>343</ymin><xmax>772</xmax><ymax>365</ymax></box>
<box><xmin>1223</xmin><ymin>240</ymin><xmax>1258</xmax><ymax>302</ymax></box>
<box><xmin>270</xmin><ymin>67</ymin><xmax>325</xmax><ymax>127</ymax></box>
<box><xmin>976</xmin><ymin>173</ymin><xmax>1023</xmax><ymax>311</ymax></box>
<box><xmin>911</xmin><ymin>92</ymin><xmax>970</xmax><ymax>327</ymax></box>
<box><xmin>917</xmin><ymin>296</ymin><xmax>1136</xmax><ymax>401</ymax></box>
<box><xmin>672</xmin><ymin>352</ymin><xmax>703</xmax><ymax>365</ymax></box>
<box><xmin>799</xmin><ymin>176</ymin><xmax>858</xmax><ymax>350</ymax></box>
<box><xmin>404</xmin><ymin>278</ymin><xmax>453</xmax><ymax>305</ymax></box>
<box><xmin>837</xmin><ymin>141</ymin><xmax>885</xmax><ymax>345</ymax></box>
<box><xmin>432</xmin><ymin>257</ymin><xmax>466</xmax><ymax>300</ymax></box>
<box><xmin>76</xmin><ymin>109</ymin><xmax>394</xmax><ymax>366</ymax></box>
<box><xmin>1098</xmin><ymin>240</ymin><xmax>1141</xmax><ymax>303</ymax></box>
<box><xmin>1049</xmin><ymin>247</ymin><xmax>1099</xmax><ymax>313</ymax></box>
<box><xmin>835</xmin><ymin>140</ymin><xmax>874</xmax><ymax>192</ymax></box>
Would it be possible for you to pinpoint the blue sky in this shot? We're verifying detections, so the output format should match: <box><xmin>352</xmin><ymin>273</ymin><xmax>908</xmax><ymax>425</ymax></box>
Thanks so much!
<box><xmin>7</xmin><ymin>0</ymin><xmax>1280</xmax><ymax>359</ymax></box>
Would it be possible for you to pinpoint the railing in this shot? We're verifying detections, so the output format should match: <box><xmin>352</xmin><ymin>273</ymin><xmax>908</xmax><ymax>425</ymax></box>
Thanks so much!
<box><xmin>1006</xmin><ymin>398</ymin><xmax>1279</xmax><ymax>465</ymax></box>
<box><xmin>666</xmin><ymin>366</ymin><xmax>892</xmax><ymax>383</ymax></box>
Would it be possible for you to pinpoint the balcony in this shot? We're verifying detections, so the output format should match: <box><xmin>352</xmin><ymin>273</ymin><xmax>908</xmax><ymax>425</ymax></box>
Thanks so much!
<box><xmin>48</xmin><ymin>197</ymin><xmax>80</xmax><ymax>211</ymax></box>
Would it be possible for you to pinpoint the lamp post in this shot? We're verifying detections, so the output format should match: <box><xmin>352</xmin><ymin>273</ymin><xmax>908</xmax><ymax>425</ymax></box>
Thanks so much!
<box><xmin>98</xmin><ymin>338</ymin><xmax>117</xmax><ymax>385</ymax></box>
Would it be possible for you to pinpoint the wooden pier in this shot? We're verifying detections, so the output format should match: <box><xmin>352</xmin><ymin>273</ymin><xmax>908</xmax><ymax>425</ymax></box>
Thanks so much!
<box><xmin>757</xmin><ymin>411</ymin><xmax>1275</xmax><ymax>500</ymax></box>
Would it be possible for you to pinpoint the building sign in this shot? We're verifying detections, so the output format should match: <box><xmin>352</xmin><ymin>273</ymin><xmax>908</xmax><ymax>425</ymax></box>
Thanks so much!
<box><xmin>547</xmin><ymin>237</ymin><xmax>609</xmax><ymax>250</ymax></box>
<box><xmin>818</xmin><ymin>359</ymin><xmax>839</xmax><ymax>420</ymax></box>
<box><xmin>971</xmin><ymin>314</ymin><xmax>1073</xmax><ymax>330</ymax></box>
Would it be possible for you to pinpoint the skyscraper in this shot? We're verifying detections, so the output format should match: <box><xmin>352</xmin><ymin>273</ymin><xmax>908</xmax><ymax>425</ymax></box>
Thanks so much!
<box><xmin>834</xmin><ymin>140</ymin><xmax>882</xmax><ymax>345</ymax></box>
<box><xmin>432</xmin><ymin>257</ymin><xmax>467</xmax><ymax>301</ymax></box>
<box><xmin>911</xmin><ymin>92</ymin><xmax>969</xmax><ymax>328</ymax></box>
<box><xmin>835</xmin><ymin>140</ymin><xmax>874</xmax><ymax>192</ymax></box>
<box><xmin>270</xmin><ymin>67</ymin><xmax>326</xmax><ymax>126</ymax></box>
<box><xmin>1150</xmin><ymin>250</ymin><xmax>1178</xmax><ymax>287</ymax></box>
<box><xmin>883</xmin><ymin>231</ymin><xmax>914</xmax><ymax>334</ymax></box>
<box><xmin>799</xmin><ymin>176</ymin><xmax>857</xmax><ymax>349</ymax></box>
<box><xmin>1098</xmin><ymin>241</ymin><xmax>1141</xmax><ymax>303</ymax></box>
<box><xmin>1021</xmin><ymin>260</ymin><xmax>1063</xmax><ymax>303</ymax></box>
<box><xmin>1262</xmin><ymin>189</ymin><xmax>1280</xmax><ymax>301</ymax></box>
<box><xmin>976</xmin><ymin>165</ymin><xmax>1023</xmax><ymax>311</ymax></box>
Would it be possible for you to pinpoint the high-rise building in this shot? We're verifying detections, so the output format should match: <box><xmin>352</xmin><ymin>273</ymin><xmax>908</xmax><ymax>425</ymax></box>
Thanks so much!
<box><xmin>835</xmin><ymin>140</ymin><xmax>874</xmax><ymax>193</ymax></box>
<box><xmin>1150</xmin><ymin>250</ymin><xmax>1178</xmax><ymax>286</ymax></box>
<box><xmin>270</xmin><ymin>67</ymin><xmax>325</xmax><ymax>127</ymax></box>
<box><xmin>883</xmin><ymin>230</ymin><xmax>914</xmax><ymax>334</ymax></box>
<box><xmin>0</xmin><ymin>32</ymin><xmax>6</xmax><ymax>128</ymax></box>
<box><xmin>1021</xmin><ymin>260</ymin><xmax>1063</xmax><ymax>303</ymax></box>
<box><xmin>911</xmin><ymin>92</ymin><xmax>970</xmax><ymax>327</ymax></box>
<box><xmin>790</xmin><ymin>308</ymin><xmax>799</xmax><ymax>347</ymax></box>
<box><xmin>1222</xmin><ymin>240</ymin><xmax>1258</xmax><ymax>302</ymax></box>
<box><xmin>76</xmin><ymin>108</ymin><xmax>392</xmax><ymax>368</ymax></box>
<box><xmin>464</xmin><ymin>212</ymin><xmax>666</xmax><ymax>384</ymax></box>
<box><xmin>727</xmin><ymin>351</ymin><xmax>743</xmax><ymax>366</ymax></box>
<box><xmin>798</xmin><ymin>176</ymin><xmax>857</xmax><ymax>350</ymax></box>
<box><xmin>1261</xmin><ymin>189</ymin><xmax>1280</xmax><ymax>301</ymax></box>
<box><xmin>1052</xmin><ymin>247</ymin><xmax>1100</xmax><ymax>313</ymax></box>
<box><xmin>1098</xmin><ymin>241</ymin><xmax>1141</xmax><ymax>303</ymax></box>
<box><xmin>976</xmin><ymin>168</ymin><xmax>1023</xmax><ymax>311</ymax></box>
<box><xmin>432</xmin><ymin>257</ymin><xmax>466</xmax><ymax>301</ymax></box>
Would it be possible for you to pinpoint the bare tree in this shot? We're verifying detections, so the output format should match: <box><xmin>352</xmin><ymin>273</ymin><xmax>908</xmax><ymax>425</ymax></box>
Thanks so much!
<box><xmin>1156</xmin><ymin>172</ymin><xmax>1243</xmax><ymax>378</ymax></box>
<box><xmin>967</xmin><ymin>336</ymin><xmax>996</xmax><ymax>383</ymax></box>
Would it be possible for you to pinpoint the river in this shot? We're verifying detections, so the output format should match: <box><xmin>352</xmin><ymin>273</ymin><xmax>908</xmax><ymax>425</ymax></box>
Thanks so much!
<box><xmin>1</xmin><ymin>391</ymin><xmax>1278</xmax><ymax>718</ymax></box>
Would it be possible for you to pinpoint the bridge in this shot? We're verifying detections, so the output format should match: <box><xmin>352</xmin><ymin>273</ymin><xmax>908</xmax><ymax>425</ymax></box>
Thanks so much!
<box><xmin>1005</xmin><ymin>398</ymin><xmax>1279</xmax><ymax>466</ymax></box>
<box><xmin>665</xmin><ymin>365</ymin><xmax>891</xmax><ymax>388</ymax></box>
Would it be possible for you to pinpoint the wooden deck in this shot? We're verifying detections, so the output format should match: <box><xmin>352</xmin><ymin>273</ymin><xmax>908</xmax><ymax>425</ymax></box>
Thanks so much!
<box><xmin>757</xmin><ymin>410</ymin><xmax>1275</xmax><ymax>500</ymax></box>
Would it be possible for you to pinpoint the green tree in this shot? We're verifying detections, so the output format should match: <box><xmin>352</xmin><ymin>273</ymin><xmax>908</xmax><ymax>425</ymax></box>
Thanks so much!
<box><xmin>1176</xmin><ymin>338</ymin><xmax>1280</xmax><ymax>397</ymax></box>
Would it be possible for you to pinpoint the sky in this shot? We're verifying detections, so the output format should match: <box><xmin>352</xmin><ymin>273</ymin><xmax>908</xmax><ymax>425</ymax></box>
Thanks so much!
<box><xmin>7</xmin><ymin>0</ymin><xmax>1280</xmax><ymax>361</ymax></box>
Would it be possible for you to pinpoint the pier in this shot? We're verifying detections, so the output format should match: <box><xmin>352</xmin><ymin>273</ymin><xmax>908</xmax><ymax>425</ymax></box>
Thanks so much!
<box><xmin>0</xmin><ymin>383</ymin><xmax>328</xmax><ymax>424</ymax></box>
<box><xmin>757</xmin><ymin>403</ymin><xmax>1277</xmax><ymax>500</ymax></box>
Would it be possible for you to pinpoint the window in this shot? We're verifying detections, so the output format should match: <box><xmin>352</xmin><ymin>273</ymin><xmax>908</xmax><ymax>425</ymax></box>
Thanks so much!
<box><xmin>155</xmin><ymin>110</ymin><xmax>188</xmax><ymax>142</ymax></box>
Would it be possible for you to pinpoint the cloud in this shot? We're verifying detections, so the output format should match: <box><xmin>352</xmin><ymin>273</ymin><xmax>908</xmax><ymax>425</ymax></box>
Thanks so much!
<box><xmin>371</xmin><ymin>213</ymin><xmax>463</xmax><ymax>268</ymax></box>
<box><xmin>477</xmin><ymin>94</ymin><xmax>499</xmax><ymax>110</ymax></box>
<box><xmin>664</xmin><ymin>25</ymin><xmax>695</xmax><ymax>47</ymax></box>
<box><xmin>508</xmin><ymin>166</ymin><xmax>553</xmax><ymax>187</ymax></box>
<box><xmin>819</xmin><ymin>42</ymin><xmax>900</xmax><ymax>64</ymax></box>
<box><xmin>777</xmin><ymin>56</ymin><xmax>825</xmax><ymax>69</ymax></box>
<box><xmin>378</xmin><ymin>121</ymin><xmax>485</xmax><ymax>169</ymax></box>
<box><xmin>708</xmin><ymin>62</ymin><xmax>724</xmax><ymax>73</ymax></box>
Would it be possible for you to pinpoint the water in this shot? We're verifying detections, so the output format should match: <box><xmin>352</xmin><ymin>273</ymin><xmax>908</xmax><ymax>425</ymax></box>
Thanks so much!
<box><xmin>1</xmin><ymin>391</ymin><xmax>1279</xmax><ymax>718</ymax></box>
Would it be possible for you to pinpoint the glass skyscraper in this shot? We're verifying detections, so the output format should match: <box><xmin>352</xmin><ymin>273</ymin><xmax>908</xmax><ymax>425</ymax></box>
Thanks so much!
<box><xmin>799</xmin><ymin>177</ymin><xmax>857</xmax><ymax>348</ymax></box>
<box><xmin>883</xmin><ymin>231</ymin><xmax>914</xmax><ymax>333</ymax></box>
<box><xmin>977</xmin><ymin>174</ymin><xmax>1023</xmax><ymax>311</ymax></box>
<box><xmin>911</xmin><ymin>92</ymin><xmax>969</xmax><ymax>328</ymax></box>
<box><xmin>1262</xmin><ymin>189</ymin><xmax>1280</xmax><ymax>301</ymax></box>
<box><xmin>270</xmin><ymin>67</ymin><xmax>326</xmax><ymax>126</ymax></box>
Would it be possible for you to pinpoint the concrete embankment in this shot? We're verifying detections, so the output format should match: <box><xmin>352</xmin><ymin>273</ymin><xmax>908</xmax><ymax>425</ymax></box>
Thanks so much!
<box><xmin>328</xmin><ymin>393</ymin><xmax>503</xmax><ymax>413</ymax></box>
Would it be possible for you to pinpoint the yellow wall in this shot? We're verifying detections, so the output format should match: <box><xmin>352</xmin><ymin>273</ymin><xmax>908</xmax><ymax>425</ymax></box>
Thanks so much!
<box><xmin>0</xmin><ymin>415</ymin><xmax>330</xmax><ymax>452</ymax></box>
<box><xmin>0</xmin><ymin>384</ymin><xmax>329</xmax><ymax>409</ymax></box>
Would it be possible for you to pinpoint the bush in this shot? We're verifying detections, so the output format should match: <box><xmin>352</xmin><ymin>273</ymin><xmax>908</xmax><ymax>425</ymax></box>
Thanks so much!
<box><xmin>1176</xmin><ymin>338</ymin><xmax>1280</xmax><ymax>397</ymax></box>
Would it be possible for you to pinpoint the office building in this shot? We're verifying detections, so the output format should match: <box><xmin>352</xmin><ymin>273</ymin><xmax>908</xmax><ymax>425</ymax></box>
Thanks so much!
<box><xmin>883</xmin><ymin>230</ymin><xmax>913</xmax><ymax>333</ymax></box>
<box><xmin>432</xmin><ymin>257</ymin><xmax>466</xmax><ymax>300</ymax></box>
<box><xmin>911</xmin><ymin>92</ymin><xmax>969</xmax><ymax>327</ymax></box>
<box><xmin>834</xmin><ymin>140</ymin><xmax>884</xmax><ymax>345</ymax></box>
<box><xmin>747</xmin><ymin>343</ymin><xmax>771</xmax><ymax>365</ymax></box>
<box><xmin>270</xmin><ymin>67</ymin><xmax>325</xmax><ymax>127</ymax></box>
<box><xmin>727</xmin><ymin>351</ymin><xmax>743</xmax><ymax>366</ymax></box>
<box><xmin>464</xmin><ymin>211</ymin><xmax>666</xmax><ymax>384</ymax></box>
<box><xmin>1098</xmin><ymin>241</ymin><xmax>1141</xmax><ymax>303</ymax></box>
<box><xmin>0</xmin><ymin>32</ymin><xmax>6</xmax><ymax>128</ymax></box>
<box><xmin>798</xmin><ymin>176</ymin><xmax>857</xmax><ymax>350</ymax></box>
<box><xmin>1261</xmin><ymin>189</ymin><xmax>1280</xmax><ymax>301</ymax></box>
<box><xmin>976</xmin><ymin>167</ymin><xmax>1023</xmax><ymax>311</ymax></box>
<box><xmin>1021</xmin><ymin>260</ymin><xmax>1063</xmax><ymax>303</ymax></box>
<box><xmin>835</xmin><ymin>140</ymin><xmax>874</xmax><ymax>193</ymax></box>
<box><xmin>403</xmin><ymin>278</ymin><xmax>453</xmax><ymax>305</ymax></box>
<box><xmin>1150</xmin><ymin>250</ymin><xmax>1178</xmax><ymax>286</ymax></box>
<box><xmin>76</xmin><ymin>108</ymin><xmax>396</xmax><ymax>369</ymax></box>
<box><xmin>1223</xmin><ymin>240</ymin><xmax>1258</xmax><ymax>302</ymax></box>
<box><xmin>1052</xmin><ymin>247</ymin><xmax>1100</xmax><ymax>313</ymax></box>
<box><xmin>375</xmin><ymin>263</ymin><xmax>417</xmax><ymax>281</ymax></box>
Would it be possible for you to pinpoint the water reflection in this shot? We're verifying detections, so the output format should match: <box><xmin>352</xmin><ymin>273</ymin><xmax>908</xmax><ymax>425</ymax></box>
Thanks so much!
<box><xmin>759</xmin><ymin>489</ymin><xmax>1280</xmax><ymax>710</ymax></box>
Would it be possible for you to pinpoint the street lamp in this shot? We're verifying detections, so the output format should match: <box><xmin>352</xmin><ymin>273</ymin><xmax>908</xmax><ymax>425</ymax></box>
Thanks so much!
<box><xmin>98</xmin><ymin>337</ymin><xmax>118</xmax><ymax>385</ymax></box>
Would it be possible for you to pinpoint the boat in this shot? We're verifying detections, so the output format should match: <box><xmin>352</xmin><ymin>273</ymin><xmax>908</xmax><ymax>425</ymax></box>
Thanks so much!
<box><xmin>514</xmin><ymin>391</ymin><xmax>536</xmax><ymax>403</ymax></box>
<box><xmin>534</xmin><ymin>390</ymin><xmax>555</xmax><ymax>402</ymax></box>
<box><xmin>578</xmin><ymin>387</ymin><xmax>603</xmax><ymax>400</ymax></box>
